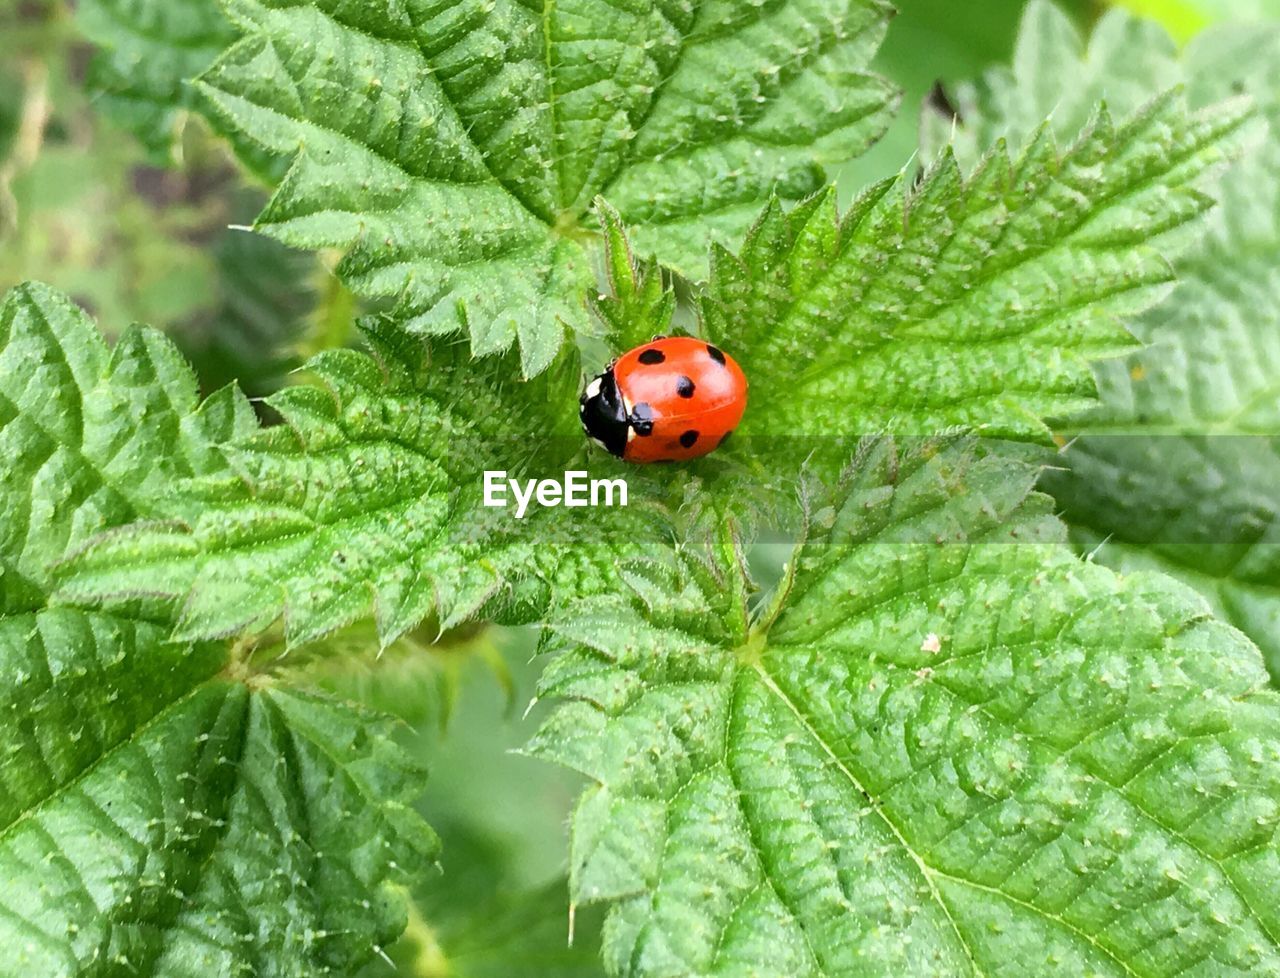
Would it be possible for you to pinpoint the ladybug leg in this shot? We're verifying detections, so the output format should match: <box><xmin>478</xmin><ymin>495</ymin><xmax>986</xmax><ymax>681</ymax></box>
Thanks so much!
<box><xmin>628</xmin><ymin>402</ymin><xmax>655</xmax><ymax>436</ymax></box>
<box><xmin>650</xmin><ymin>334</ymin><xmax>667</xmax><ymax>342</ymax></box>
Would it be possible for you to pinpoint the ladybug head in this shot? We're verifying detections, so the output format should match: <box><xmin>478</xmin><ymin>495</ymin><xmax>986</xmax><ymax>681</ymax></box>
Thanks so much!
<box><xmin>579</xmin><ymin>368</ymin><xmax>628</xmax><ymax>458</ymax></box>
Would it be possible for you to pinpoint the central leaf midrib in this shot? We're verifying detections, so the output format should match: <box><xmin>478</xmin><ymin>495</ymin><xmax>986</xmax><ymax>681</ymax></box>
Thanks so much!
<box><xmin>746</xmin><ymin>661</ymin><xmax>988</xmax><ymax>978</ymax></box>
<box><xmin>750</xmin><ymin>646</ymin><xmax>1280</xmax><ymax>978</ymax></box>
<box><xmin>130</xmin><ymin>683</ymin><xmax>252</xmax><ymax>978</ymax></box>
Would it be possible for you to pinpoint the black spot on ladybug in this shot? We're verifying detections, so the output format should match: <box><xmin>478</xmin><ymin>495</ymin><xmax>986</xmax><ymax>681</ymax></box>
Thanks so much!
<box><xmin>638</xmin><ymin>348</ymin><xmax>666</xmax><ymax>365</ymax></box>
<box><xmin>631</xmin><ymin>402</ymin><xmax>655</xmax><ymax>436</ymax></box>
<box><xmin>679</xmin><ymin>430</ymin><xmax>699</xmax><ymax>448</ymax></box>
<box><xmin>706</xmin><ymin>344</ymin><xmax>726</xmax><ymax>365</ymax></box>
<box><xmin>676</xmin><ymin>375</ymin><xmax>695</xmax><ymax>398</ymax></box>
<box><xmin>718</xmin><ymin>430</ymin><xmax>733</xmax><ymax>447</ymax></box>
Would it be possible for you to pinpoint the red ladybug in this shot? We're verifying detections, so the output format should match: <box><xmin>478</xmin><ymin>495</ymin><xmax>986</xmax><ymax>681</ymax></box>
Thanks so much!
<box><xmin>580</xmin><ymin>336</ymin><xmax>747</xmax><ymax>463</ymax></box>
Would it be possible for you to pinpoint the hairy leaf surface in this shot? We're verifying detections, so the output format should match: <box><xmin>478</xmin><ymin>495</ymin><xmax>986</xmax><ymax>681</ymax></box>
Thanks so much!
<box><xmin>0</xmin><ymin>282</ymin><xmax>438</xmax><ymax>977</ymax></box>
<box><xmin>532</xmin><ymin>439</ymin><xmax>1280</xmax><ymax>977</ymax></box>
<box><xmin>0</xmin><ymin>281</ymin><xmax>252</xmax><ymax>609</ymax></box>
<box><xmin>49</xmin><ymin>290</ymin><xmax>669</xmax><ymax>647</ymax></box>
<box><xmin>0</xmin><ymin>656</ymin><xmax>437</xmax><ymax>977</ymax></box>
<box><xmin>698</xmin><ymin>84</ymin><xmax>1250</xmax><ymax>463</ymax></box>
<box><xmin>56</xmin><ymin>320</ymin><xmax>562</xmax><ymax>645</ymax></box>
<box><xmin>930</xmin><ymin>3</ymin><xmax>1280</xmax><ymax>677</ymax></box>
<box><xmin>195</xmin><ymin>0</ymin><xmax>898</xmax><ymax>375</ymax></box>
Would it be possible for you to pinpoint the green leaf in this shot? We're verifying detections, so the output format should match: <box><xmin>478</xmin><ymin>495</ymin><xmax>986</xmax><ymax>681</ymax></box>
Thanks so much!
<box><xmin>532</xmin><ymin>438</ymin><xmax>1280</xmax><ymax>977</ymax></box>
<box><xmin>930</xmin><ymin>4</ymin><xmax>1280</xmax><ymax>678</ymax></box>
<box><xmin>0</xmin><ymin>282</ymin><xmax>439</xmax><ymax>977</ymax></box>
<box><xmin>696</xmin><ymin>84</ymin><xmax>1249</xmax><ymax>464</ymax></box>
<box><xmin>589</xmin><ymin>199</ymin><xmax>680</xmax><ymax>356</ymax></box>
<box><xmin>76</xmin><ymin>0</ymin><xmax>237</xmax><ymax>162</ymax></box>
<box><xmin>50</xmin><ymin>289</ymin><xmax>665</xmax><ymax>648</ymax></box>
<box><xmin>0</xmin><ymin>637</ymin><xmax>438</xmax><ymax>977</ymax></box>
<box><xmin>920</xmin><ymin>2</ymin><xmax>1185</xmax><ymax>169</ymax></box>
<box><xmin>1056</xmin><ymin>29</ymin><xmax>1280</xmax><ymax>679</ymax></box>
<box><xmin>55</xmin><ymin>317</ymin><xmax>574</xmax><ymax>646</ymax></box>
<box><xmin>0</xmin><ymin>281</ymin><xmax>253</xmax><ymax>608</ymax></box>
<box><xmin>18</xmin><ymin>257</ymin><xmax>684</xmax><ymax>650</ymax></box>
<box><xmin>195</xmin><ymin>0</ymin><xmax>899</xmax><ymax>375</ymax></box>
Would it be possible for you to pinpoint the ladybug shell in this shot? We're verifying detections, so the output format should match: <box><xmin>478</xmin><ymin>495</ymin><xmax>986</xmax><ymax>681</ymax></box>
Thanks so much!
<box><xmin>613</xmin><ymin>337</ymin><xmax>747</xmax><ymax>463</ymax></box>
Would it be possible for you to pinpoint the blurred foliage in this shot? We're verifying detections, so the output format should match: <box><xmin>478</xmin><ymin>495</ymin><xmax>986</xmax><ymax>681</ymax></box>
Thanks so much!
<box><xmin>397</xmin><ymin>823</ymin><xmax>604</xmax><ymax>978</ymax></box>
<box><xmin>226</xmin><ymin>619</ymin><xmax>602</xmax><ymax>976</ymax></box>
<box><xmin>388</xmin><ymin>630</ymin><xmax>604</xmax><ymax>977</ymax></box>
<box><xmin>836</xmin><ymin>0</ymin><xmax>1099</xmax><ymax>192</ymax></box>
<box><xmin>1114</xmin><ymin>0</ymin><xmax>1280</xmax><ymax>41</ymax></box>
<box><xmin>77</xmin><ymin>0</ymin><xmax>236</xmax><ymax>163</ymax></box>
<box><xmin>401</xmin><ymin>630</ymin><xmax>587</xmax><ymax>893</ymax></box>
<box><xmin>302</xmin><ymin>623</ymin><xmax>512</xmax><ymax>732</ymax></box>
<box><xmin>0</xmin><ymin>0</ymin><xmax>321</xmax><ymax>397</ymax></box>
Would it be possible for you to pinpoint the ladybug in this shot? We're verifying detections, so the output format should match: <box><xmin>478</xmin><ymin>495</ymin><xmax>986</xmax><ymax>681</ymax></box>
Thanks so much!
<box><xmin>579</xmin><ymin>336</ymin><xmax>747</xmax><ymax>463</ymax></box>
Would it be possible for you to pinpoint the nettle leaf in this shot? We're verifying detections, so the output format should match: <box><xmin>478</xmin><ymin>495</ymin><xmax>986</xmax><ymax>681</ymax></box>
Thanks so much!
<box><xmin>531</xmin><ymin>438</ymin><xmax>1280</xmax><ymax>978</ymax></box>
<box><xmin>0</xmin><ymin>282</ymin><xmax>438</xmax><ymax>976</ymax></box>
<box><xmin>930</xmin><ymin>4</ymin><xmax>1280</xmax><ymax>678</ymax></box>
<box><xmin>76</xmin><ymin>0</ymin><xmax>237</xmax><ymax>161</ymax></box>
<box><xmin>57</xmin><ymin>315</ymin><xmax>569</xmax><ymax>645</ymax></box>
<box><xmin>1057</xmin><ymin>30</ymin><xmax>1280</xmax><ymax>680</ymax></box>
<box><xmin>0</xmin><ymin>650</ymin><xmax>437</xmax><ymax>977</ymax></box>
<box><xmin>195</xmin><ymin>0</ymin><xmax>898</xmax><ymax>376</ymax></box>
<box><xmin>697</xmin><ymin>81</ymin><xmax>1251</xmax><ymax>465</ymax></box>
<box><xmin>589</xmin><ymin>200</ymin><xmax>681</xmax><ymax>356</ymax></box>
<box><xmin>52</xmin><ymin>288</ymin><xmax>671</xmax><ymax>648</ymax></box>
<box><xmin>0</xmin><ymin>281</ymin><xmax>253</xmax><ymax>608</ymax></box>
